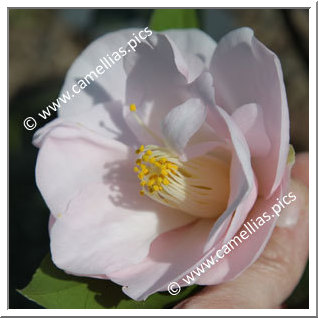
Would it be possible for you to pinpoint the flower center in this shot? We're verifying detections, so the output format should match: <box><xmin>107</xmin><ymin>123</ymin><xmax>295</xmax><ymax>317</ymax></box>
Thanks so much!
<box><xmin>133</xmin><ymin>144</ymin><xmax>230</xmax><ymax>219</ymax></box>
<box><xmin>129</xmin><ymin>103</ymin><xmax>230</xmax><ymax>219</ymax></box>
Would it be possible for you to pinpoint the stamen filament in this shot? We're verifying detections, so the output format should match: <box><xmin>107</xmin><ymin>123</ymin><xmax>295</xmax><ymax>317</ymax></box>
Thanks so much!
<box><xmin>129</xmin><ymin>104</ymin><xmax>163</xmax><ymax>144</ymax></box>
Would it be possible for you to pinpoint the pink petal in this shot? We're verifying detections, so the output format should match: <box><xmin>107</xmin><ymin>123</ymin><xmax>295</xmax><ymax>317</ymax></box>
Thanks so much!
<box><xmin>123</xmin><ymin>34</ymin><xmax>190</xmax><ymax>144</ymax></box>
<box><xmin>210</xmin><ymin>27</ymin><xmax>289</xmax><ymax>197</ymax></box>
<box><xmin>196</xmin><ymin>181</ymin><xmax>284</xmax><ymax>285</ymax></box>
<box><xmin>50</xmin><ymin>183</ymin><xmax>195</xmax><ymax>276</ymax></box>
<box><xmin>188</xmin><ymin>71</ymin><xmax>257</xmax><ymax>251</ymax></box>
<box><xmin>36</xmin><ymin>123</ymin><xmax>130</xmax><ymax>217</ymax></box>
<box><xmin>34</xmin><ymin>101</ymin><xmax>139</xmax><ymax>148</ymax></box>
<box><xmin>187</xmin><ymin>70</ymin><xmax>257</xmax><ymax>255</ymax></box>
<box><xmin>232</xmin><ymin>103</ymin><xmax>271</xmax><ymax>157</ymax></box>
<box><xmin>164</xmin><ymin>29</ymin><xmax>217</xmax><ymax>81</ymax></box>
<box><xmin>161</xmin><ymin>98</ymin><xmax>207</xmax><ymax>153</ymax></box>
<box><xmin>182</xmin><ymin>141</ymin><xmax>229</xmax><ymax>161</ymax></box>
<box><xmin>58</xmin><ymin>28</ymin><xmax>142</xmax><ymax>118</ymax></box>
<box><xmin>36</xmin><ymin>123</ymin><xmax>194</xmax><ymax>275</ymax></box>
<box><xmin>203</xmin><ymin>105</ymin><xmax>257</xmax><ymax>252</ymax></box>
<box><xmin>108</xmin><ymin>219</ymin><xmax>214</xmax><ymax>300</ymax></box>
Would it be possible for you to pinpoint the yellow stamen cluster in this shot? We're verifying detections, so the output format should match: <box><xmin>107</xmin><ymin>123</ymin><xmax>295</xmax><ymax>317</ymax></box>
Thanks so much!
<box><xmin>133</xmin><ymin>145</ymin><xmax>178</xmax><ymax>195</ymax></box>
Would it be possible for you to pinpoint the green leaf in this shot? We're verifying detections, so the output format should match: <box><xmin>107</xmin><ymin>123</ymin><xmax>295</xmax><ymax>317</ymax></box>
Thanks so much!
<box><xmin>19</xmin><ymin>254</ymin><xmax>200</xmax><ymax>309</ymax></box>
<box><xmin>150</xmin><ymin>9</ymin><xmax>199</xmax><ymax>31</ymax></box>
<box><xmin>287</xmin><ymin>144</ymin><xmax>295</xmax><ymax>165</ymax></box>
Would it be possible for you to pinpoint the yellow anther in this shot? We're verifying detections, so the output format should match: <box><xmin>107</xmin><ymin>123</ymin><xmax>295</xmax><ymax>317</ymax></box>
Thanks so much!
<box><xmin>135</xmin><ymin>145</ymin><xmax>145</xmax><ymax>154</ymax></box>
<box><xmin>140</xmin><ymin>190</ymin><xmax>145</xmax><ymax>196</ymax></box>
<box><xmin>167</xmin><ymin>163</ymin><xmax>178</xmax><ymax>170</ymax></box>
<box><xmin>130</xmin><ymin>104</ymin><xmax>137</xmax><ymax>112</ymax></box>
<box><xmin>142</xmin><ymin>155</ymin><xmax>149</xmax><ymax>162</ymax></box>
<box><xmin>134</xmin><ymin>145</ymin><xmax>182</xmax><ymax>197</ymax></box>
<box><xmin>161</xmin><ymin>169</ymin><xmax>168</xmax><ymax>176</ymax></box>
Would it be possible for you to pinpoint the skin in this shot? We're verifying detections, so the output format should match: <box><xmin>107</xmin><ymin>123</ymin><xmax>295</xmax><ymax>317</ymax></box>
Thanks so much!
<box><xmin>175</xmin><ymin>153</ymin><xmax>309</xmax><ymax>309</ymax></box>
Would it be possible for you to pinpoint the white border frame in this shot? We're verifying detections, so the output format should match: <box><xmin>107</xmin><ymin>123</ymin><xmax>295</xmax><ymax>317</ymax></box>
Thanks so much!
<box><xmin>3</xmin><ymin>1</ymin><xmax>316</xmax><ymax>316</ymax></box>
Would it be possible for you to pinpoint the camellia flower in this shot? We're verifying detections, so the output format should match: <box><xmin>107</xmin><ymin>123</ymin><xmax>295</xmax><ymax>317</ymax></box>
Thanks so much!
<box><xmin>33</xmin><ymin>27</ymin><xmax>290</xmax><ymax>300</ymax></box>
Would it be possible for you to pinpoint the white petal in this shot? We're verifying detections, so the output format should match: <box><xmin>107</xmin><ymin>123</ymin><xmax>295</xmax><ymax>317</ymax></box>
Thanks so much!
<box><xmin>58</xmin><ymin>28</ymin><xmax>142</xmax><ymax>118</ymax></box>
<box><xmin>165</xmin><ymin>28</ymin><xmax>217</xmax><ymax>80</ymax></box>
<box><xmin>161</xmin><ymin>98</ymin><xmax>207</xmax><ymax>153</ymax></box>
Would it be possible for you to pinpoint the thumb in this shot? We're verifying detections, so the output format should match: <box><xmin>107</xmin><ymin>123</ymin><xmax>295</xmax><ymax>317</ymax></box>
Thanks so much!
<box><xmin>175</xmin><ymin>153</ymin><xmax>309</xmax><ymax>309</ymax></box>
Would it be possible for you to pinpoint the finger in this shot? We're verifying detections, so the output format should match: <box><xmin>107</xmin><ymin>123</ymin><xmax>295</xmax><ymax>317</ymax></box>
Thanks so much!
<box><xmin>175</xmin><ymin>153</ymin><xmax>309</xmax><ymax>309</ymax></box>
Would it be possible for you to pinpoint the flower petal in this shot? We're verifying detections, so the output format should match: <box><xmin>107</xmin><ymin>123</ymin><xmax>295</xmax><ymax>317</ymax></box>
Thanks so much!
<box><xmin>50</xmin><ymin>183</ymin><xmax>195</xmax><ymax>276</ymax></box>
<box><xmin>108</xmin><ymin>218</ymin><xmax>214</xmax><ymax>300</ymax></box>
<box><xmin>36</xmin><ymin>123</ymin><xmax>195</xmax><ymax>275</ymax></box>
<box><xmin>232</xmin><ymin>103</ymin><xmax>271</xmax><ymax>157</ymax></box>
<box><xmin>203</xmin><ymin>105</ymin><xmax>257</xmax><ymax>252</ymax></box>
<box><xmin>123</xmin><ymin>33</ymin><xmax>190</xmax><ymax>145</ymax></box>
<box><xmin>164</xmin><ymin>28</ymin><xmax>217</xmax><ymax>81</ymax></box>
<box><xmin>35</xmin><ymin>123</ymin><xmax>131</xmax><ymax>218</ymax></box>
<box><xmin>34</xmin><ymin>101</ymin><xmax>139</xmax><ymax>148</ymax></box>
<box><xmin>58</xmin><ymin>28</ymin><xmax>142</xmax><ymax>118</ymax></box>
<box><xmin>210</xmin><ymin>27</ymin><xmax>289</xmax><ymax>197</ymax></box>
<box><xmin>161</xmin><ymin>98</ymin><xmax>207</xmax><ymax>153</ymax></box>
<box><xmin>188</xmin><ymin>71</ymin><xmax>257</xmax><ymax>250</ymax></box>
<box><xmin>195</xmin><ymin>182</ymin><xmax>284</xmax><ymax>285</ymax></box>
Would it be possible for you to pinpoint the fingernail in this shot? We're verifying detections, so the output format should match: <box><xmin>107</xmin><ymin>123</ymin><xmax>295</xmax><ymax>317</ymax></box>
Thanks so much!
<box><xmin>276</xmin><ymin>180</ymin><xmax>308</xmax><ymax>228</ymax></box>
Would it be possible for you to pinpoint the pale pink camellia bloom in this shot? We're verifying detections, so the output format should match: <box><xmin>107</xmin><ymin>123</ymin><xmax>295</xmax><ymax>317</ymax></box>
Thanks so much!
<box><xmin>33</xmin><ymin>27</ymin><xmax>290</xmax><ymax>300</ymax></box>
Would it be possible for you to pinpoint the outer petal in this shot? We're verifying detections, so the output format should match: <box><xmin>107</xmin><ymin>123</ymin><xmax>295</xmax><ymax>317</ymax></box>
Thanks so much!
<box><xmin>195</xmin><ymin>179</ymin><xmax>284</xmax><ymax>285</ymax></box>
<box><xmin>58</xmin><ymin>28</ymin><xmax>141</xmax><ymax>118</ymax></box>
<box><xmin>108</xmin><ymin>219</ymin><xmax>214</xmax><ymax>300</ymax></box>
<box><xmin>35</xmin><ymin>123</ymin><xmax>128</xmax><ymax>217</ymax></box>
<box><xmin>34</xmin><ymin>101</ymin><xmax>139</xmax><ymax>148</ymax></box>
<box><xmin>50</xmin><ymin>183</ymin><xmax>195</xmax><ymax>275</ymax></box>
<box><xmin>164</xmin><ymin>29</ymin><xmax>217</xmax><ymax>81</ymax></box>
<box><xmin>161</xmin><ymin>98</ymin><xmax>207</xmax><ymax>153</ymax></box>
<box><xmin>210</xmin><ymin>27</ymin><xmax>289</xmax><ymax>197</ymax></box>
<box><xmin>36</xmin><ymin>123</ymin><xmax>195</xmax><ymax>275</ymax></box>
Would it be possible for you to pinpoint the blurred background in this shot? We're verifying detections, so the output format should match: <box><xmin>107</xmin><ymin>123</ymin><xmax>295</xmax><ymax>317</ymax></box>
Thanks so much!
<box><xmin>9</xmin><ymin>9</ymin><xmax>309</xmax><ymax>309</ymax></box>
